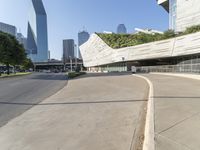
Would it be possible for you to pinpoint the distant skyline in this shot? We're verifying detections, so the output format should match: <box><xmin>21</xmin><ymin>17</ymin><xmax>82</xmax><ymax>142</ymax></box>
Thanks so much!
<box><xmin>0</xmin><ymin>0</ymin><xmax>168</xmax><ymax>60</ymax></box>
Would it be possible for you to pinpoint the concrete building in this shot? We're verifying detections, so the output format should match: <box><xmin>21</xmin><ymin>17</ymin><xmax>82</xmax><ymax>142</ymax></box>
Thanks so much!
<box><xmin>158</xmin><ymin>0</ymin><xmax>200</xmax><ymax>32</ymax></box>
<box><xmin>27</xmin><ymin>0</ymin><xmax>48</xmax><ymax>62</ymax></box>
<box><xmin>78</xmin><ymin>30</ymin><xmax>90</xmax><ymax>59</ymax></box>
<box><xmin>0</xmin><ymin>22</ymin><xmax>17</xmax><ymax>37</ymax></box>
<box><xmin>79</xmin><ymin>0</ymin><xmax>200</xmax><ymax>73</ymax></box>
<box><xmin>80</xmin><ymin>32</ymin><xmax>200</xmax><ymax>72</ymax></box>
<box><xmin>117</xmin><ymin>24</ymin><xmax>127</xmax><ymax>34</ymax></box>
<box><xmin>63</xmin><ymin>39</ymin><xmax>75</xmax><ymax>62</ymax></box>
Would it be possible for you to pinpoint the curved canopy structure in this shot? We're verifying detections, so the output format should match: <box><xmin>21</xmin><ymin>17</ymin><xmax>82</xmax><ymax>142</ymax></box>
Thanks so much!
<box><xmin>80</xmin><ymin>32</ymin><xmax>200</xmax><ymax>67</ymax></box>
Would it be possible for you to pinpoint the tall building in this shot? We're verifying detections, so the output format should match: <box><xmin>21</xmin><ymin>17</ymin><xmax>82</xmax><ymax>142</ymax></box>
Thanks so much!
<box><xmin>0</xmin><ymin>22</ymin><xmax>17</xmax><ymax>36</ymax></box>
<box><xmin>158</xmin><ymin>0</ymin><xmax>200</xmax><ymax>32</ymax></box>
<box><xmin>27</xmin><ymin>0</ymin><xmax>48</xmax><ymax>62</ymax></box>
<box><xmin>74</xmin><ymin>44</ymin><xmax>78</xmax><ymax>58</ymax></box>
<box><xmin>17</xmin><ymin>33</ymin><xmax>27</xmax><ymax>50</ymax></box>
<box><xmin>117</xmin><ymin>24</ymin><xmax>127</xmax><ymax>34</ymax></box>
<box><xmin>78</xmin><ymin>30</ymin><xmax>90</xmax><ymax>59</ymax></box>
<box><xmin>63</xmin><ymin>39</ymin><xmax>75</xmax><ymax>62</ymax></box>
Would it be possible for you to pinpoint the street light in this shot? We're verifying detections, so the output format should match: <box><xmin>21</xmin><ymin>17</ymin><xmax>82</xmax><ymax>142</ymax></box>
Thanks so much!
<box><xmin>69</xmin><ymin>56</ymin><xmax>72</xmax><ymax>72</ymax></box>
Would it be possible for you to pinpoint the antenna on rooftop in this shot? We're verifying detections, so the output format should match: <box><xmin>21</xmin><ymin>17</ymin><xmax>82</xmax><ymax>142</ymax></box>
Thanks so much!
<box><xmin>83</xmin><ymin>26</ymin><xmax>87</xmax><ymax>32</ymax></box>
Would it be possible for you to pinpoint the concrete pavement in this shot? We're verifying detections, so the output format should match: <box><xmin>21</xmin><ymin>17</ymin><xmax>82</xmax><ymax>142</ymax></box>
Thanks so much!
<box><xmin>0</xmin><ymin>73</ymin><xmax>148</xmax><ymax>150</ymax></box>
<box><xmin>142</xmin><ymin>74</ymin><xmax>200</xmax><ymax>150</ymax></box>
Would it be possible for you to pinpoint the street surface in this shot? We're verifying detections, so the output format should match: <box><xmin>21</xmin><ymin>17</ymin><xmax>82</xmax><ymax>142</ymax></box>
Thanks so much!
<box><xmin>0</xmin><ymin>73</ymin><xmax>67</xmax><ymax>127</ymax></box>
<box><xmin>0</xmin><ymin>73</ymin><xmax>148</xmax><ymax>150</ymax></box>
<box><xmin>143</xmin><ymin>74</ymin><xmax>200</xmax><ymax>150</ymax></box>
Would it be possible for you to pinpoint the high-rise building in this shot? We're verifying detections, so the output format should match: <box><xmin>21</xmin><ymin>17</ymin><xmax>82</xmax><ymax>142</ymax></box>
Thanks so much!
<box><xmin>17</xmin><ymin>33</ymin><xmax>27</xmax><ymax>50</ymax></box>
<box><xmin>27</xmin><ymin>0</ymin><xmax>48</xmax><ymax>62</ymax></box>
<box><xmin>158</xmin><ymin>0</ymin><xmax>200</xmax><ymax>32</ymax></box>
<box><xmin>0</xmin><ymin>22</ymin><xmax>17</xmax><ymax>36</ymax></box>
<box><xmin>74</xmin><ymin>44</ymin><xmax>78</xmax><ymax>58</ymax></box>
<box><xmin>117</xmin><ymin>24</ymin><xmax>127</xmax><ymax>34</ymax></box>
<box><xmin>63</xmin><ymin>39</ymin><xmax>75</xmax><ymax>62</ymax></box>
<box><xmin>78</xmin><ymin>31</ymin><xmax>90</xmax><ymax>59</ymax></box>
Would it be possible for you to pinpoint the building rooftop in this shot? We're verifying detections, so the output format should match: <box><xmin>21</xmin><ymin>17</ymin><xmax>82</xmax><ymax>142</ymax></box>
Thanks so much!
<box><xmin>32</xmin><ymin>0</ymin><xmax>46</xmax><ymax>15</ymax></box>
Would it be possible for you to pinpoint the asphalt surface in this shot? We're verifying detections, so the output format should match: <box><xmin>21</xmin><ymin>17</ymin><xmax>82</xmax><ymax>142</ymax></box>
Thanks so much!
<box><xmin>0</xmin><ymin>73</ymin><xmax>149</xmax><ymax>150</ymax></box>
<box><xmin>0</xmin><ymin>73</ymin><xmax>67</xmax><ymax>127</ymax></box>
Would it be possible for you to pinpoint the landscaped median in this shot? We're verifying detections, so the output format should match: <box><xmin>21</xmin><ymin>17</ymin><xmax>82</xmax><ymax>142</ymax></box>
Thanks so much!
<box><xmin>0</xmin><ymin>72</ymin><xmax>32</xmax><ymax>78</ymax></box>
<box><xmin>67</xmin><ymin>72</ymin><xmax>86</xmax><ymax>79</ymax></box>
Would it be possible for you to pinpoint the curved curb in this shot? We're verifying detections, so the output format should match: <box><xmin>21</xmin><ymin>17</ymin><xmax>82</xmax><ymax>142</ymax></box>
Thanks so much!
<box><xmin>133</xmin><ymin>74</ymin><xmax>155</xmax><ymax>150</ymax></box>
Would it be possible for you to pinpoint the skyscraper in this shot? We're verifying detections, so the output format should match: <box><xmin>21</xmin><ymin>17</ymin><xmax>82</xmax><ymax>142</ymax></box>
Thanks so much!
<box><xmin>63</xmin><ymin>39</ymin><xmax>75</xmax><ymax>62</ymax></box>
<box><xmin>78</xmin><ymin>31</ymin><xmax>90</xmax><ymax>59</ymax></box>
<box><xmin>117</xmin><ymin>24</ymin><xmax>127</xmax><ymax>34</ymax></box>
<box><xmin>0</xmin><ymin>22</ymin><xmax>17</xmax><ymax>37</ymax></box>
<box><xmin>27</xmin><ymin>0</ymin><xmax>48</xmax><ymax>62</ymax></box>
<box><xmin>17</xmin><ymin>33</ymin><xmax>27</xmax><ymax>50</ymax></box>
<box><xmin>158</xmin><ymin>0</ymin><xmax>200</xmax><ymax>32</ymax></box>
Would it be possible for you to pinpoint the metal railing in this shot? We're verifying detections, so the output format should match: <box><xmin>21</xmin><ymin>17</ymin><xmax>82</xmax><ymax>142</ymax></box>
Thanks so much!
<box><xmin>136</xmin><ymin>64</ymin><xmax>200</xmax><ymax>73</ymax></box>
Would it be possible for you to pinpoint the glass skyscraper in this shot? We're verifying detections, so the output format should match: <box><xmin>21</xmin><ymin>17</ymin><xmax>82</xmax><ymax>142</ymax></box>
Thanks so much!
<box><xmin>117</xmin><ymin>24</ymin><xmax>127</xmax><ymax>34</ymax></box>
<box><xmin>27</xmin><ymin>0</ymin><xmax>48</xmax><ymax>62</ymax></box>
<box><xmin>63</xmin><ymin>39</ymin><xmax>75</xmax><ymax>62</ymax></box>
<box><xmin>169</xmin><ymin>0</ymin><xmax>177</xmax><ymax>31</ymax></box>
<box><xmin>78</xmin><ymin>31</ymin><xmax>90</xmax><ymax>59</ymax></box>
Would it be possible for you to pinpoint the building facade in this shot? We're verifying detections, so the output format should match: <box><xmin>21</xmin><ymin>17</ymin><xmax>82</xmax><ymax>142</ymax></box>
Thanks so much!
<box><xmin>80</xmin><ymin>31</ymin><xmax>200</xmax><ymax>72</ymax></box>
<box><xmin>63</xmin><ymin>39</ymin><xmax>75</xmax><ymax>62</ymax></box>
<box><xmin>27</xmin><ymin>0</ymin><xmax>48</xmax><ymax>62</ymax></box>
<box><xmin>0</xmin><ymin>22</ymin><xmax>17</xmax><ymax>37</ymax></box>
<box><xmin>117</xmin><ymin>24</ymin><xmax>127</xmax><ymax>34</ymax></box>
<box><xmin>17</xmin><ymin>33</ymin><xmax>27</xmax><ymax>50</ymax></box>
<box><xmin>78</xmin><ymin>31</ymin><xmax>90</xmax><ymax>59</ymax></box>
<box><xmin>158</xmin><ymin>0</ymin><xmax>200</xmax><ymax>32</ymax></box>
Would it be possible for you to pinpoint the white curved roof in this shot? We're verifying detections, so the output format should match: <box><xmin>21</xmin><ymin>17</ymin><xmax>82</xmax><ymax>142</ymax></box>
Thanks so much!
<box><xmin>80</xmin><ymin>32</ymin><xmax>200</xmax><ymax>67</ymax></box>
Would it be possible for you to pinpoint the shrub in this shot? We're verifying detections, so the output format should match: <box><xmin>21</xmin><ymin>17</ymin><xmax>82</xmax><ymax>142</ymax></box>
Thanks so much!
<box><xmin>97</xmin><ymin>24</ymin><xmax>200</xmax><ymax>49</ymax></box>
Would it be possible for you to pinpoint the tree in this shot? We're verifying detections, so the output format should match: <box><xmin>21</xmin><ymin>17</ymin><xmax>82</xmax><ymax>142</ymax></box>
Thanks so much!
<box><xmin>10</xmin><ymin>36</ymin><xmax>26</xmax><ymax>72</ymax></box>
<box><xmin>162</xmin><ymin>30</ymin><xmax>176</xmax><ymax>39</ymax></box>
<box><xmin>22</xmin><ymin>58</ymin><xmax>34</xmax><ymax>70</ymax></box>
<box><xmin>0</xmin><ymin>32</ymin><xmax>14</xmax><ymax>74</ymax></box>
<box><xmin>0</xmin><ymin>32</ymin><xmax>27</xmax><ymax>74</ymax></box>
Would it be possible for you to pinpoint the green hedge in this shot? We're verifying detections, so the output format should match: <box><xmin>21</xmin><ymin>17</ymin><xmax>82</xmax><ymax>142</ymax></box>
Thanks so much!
<box><xmin>67</xmin><ymin>72</ymin><xmax>86</xmax><ymax>79</ymax></box>
<box><xmin>97</xmin><ymin>25</ymin><xmax>200</xmax><ymax>49</ymax></box>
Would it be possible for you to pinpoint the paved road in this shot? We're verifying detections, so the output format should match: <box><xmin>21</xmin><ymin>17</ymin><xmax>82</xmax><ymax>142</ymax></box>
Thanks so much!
<box><xmin>0</xmin><ymin>73</ymin><xmax>67</xmax><ymax>127</ymax></box>
<box><xmin>0</xmin><ymin>73</ymin><xmax>148</xmax><ymax>150</ymax></box>
<box><xmin>142</xmin><ymin>74</ymin><xmax>200</xmax><ymax>150</ymax></box>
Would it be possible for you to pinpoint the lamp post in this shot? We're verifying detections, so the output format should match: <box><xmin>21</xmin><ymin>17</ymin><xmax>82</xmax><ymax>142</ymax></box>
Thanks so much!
<box><xmin>69</xmin><ymin>56</ymin><xmax>72</xmax><ymax>72</ymax></box>
<box><xmin>122</xmin><ymin>57</ymin><xmax>125</xmax><ymax>72</ymax></box>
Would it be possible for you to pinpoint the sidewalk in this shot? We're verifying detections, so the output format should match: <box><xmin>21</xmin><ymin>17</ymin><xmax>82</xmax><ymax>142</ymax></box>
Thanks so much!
<box><xmin>143</xmin><ymin>73</ymin><xmax>200</xmax><ymax>150</ymax></box>
<box><xmin>0</xmin><ymin>73</ymin><xmax>148</xmax><ymax>150</ymax></box>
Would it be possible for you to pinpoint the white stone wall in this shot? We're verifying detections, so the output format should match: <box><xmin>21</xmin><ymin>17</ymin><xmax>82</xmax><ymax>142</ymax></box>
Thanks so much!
<box><xmin>176</xmin><ymin>0</ymin><xmax>200</xmax><ymax>32</ymax></box>
<box><xmin>80</xmin><ymin>32</ymin><xmax>200</xmax><ymax>67</ymax></box>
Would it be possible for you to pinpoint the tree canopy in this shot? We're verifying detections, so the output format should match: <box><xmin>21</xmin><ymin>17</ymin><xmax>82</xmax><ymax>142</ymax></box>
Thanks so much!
<box><xmin>0</xmin><ymin>31</ymin><xmax>32</xmax><ymax>74</ymax></box>
<box><xmin>97</xmin><ymin>25</ymin><xmax>200</xmax><ymax>49</ymax></box>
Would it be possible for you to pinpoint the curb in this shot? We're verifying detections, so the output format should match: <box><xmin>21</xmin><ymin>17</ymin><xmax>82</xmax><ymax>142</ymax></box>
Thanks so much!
<box><xmin>151</xmin><ymin>72</ymin><xmax>200</xmax><ymax>81</ymax></box>
<box><xmin>134</xmin><ymin>74</ymin><xmax>155</xmax><ymax>150</ymax></box>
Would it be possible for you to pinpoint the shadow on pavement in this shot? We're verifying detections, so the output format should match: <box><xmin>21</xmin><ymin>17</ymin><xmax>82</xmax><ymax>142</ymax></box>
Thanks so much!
<box><xmin>29</xmin><ymin>73</ymin><xmax>67</xmax><ymax>81</ymax></box>
<box><xmin>0</xmin><ymin>99</ymin><xmax>147</xmax><ymax>106</ymax></box>
<box><xmin>70</xmin><ymin>72</ymin><xmax>133</xmax><ymax>80</ymax></box>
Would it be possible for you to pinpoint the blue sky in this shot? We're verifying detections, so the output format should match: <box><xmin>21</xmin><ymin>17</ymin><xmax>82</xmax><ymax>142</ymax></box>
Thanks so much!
<box><xmin>0</xmin><ymin>0</ymin><xmax>168</xmax><ymax>60</ymax></box>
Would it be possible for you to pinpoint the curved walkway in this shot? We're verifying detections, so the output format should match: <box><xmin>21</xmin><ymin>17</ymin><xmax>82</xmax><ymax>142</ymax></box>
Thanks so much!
<box><xmin>142</xmin><ymin>74</ymin><xmax>200</xmax><ymax>150</ymax></box>
<box><xmin>0</xmin><ymin>73</ymin><xmax>148</xmax><ymax>150</ymax></box>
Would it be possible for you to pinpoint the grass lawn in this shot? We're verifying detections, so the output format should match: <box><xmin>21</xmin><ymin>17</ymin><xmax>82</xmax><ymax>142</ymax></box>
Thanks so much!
<box><xmin>0</xmin><ymin>72</ymin><xmax>32</xmax><ymax>78</ymax></box>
